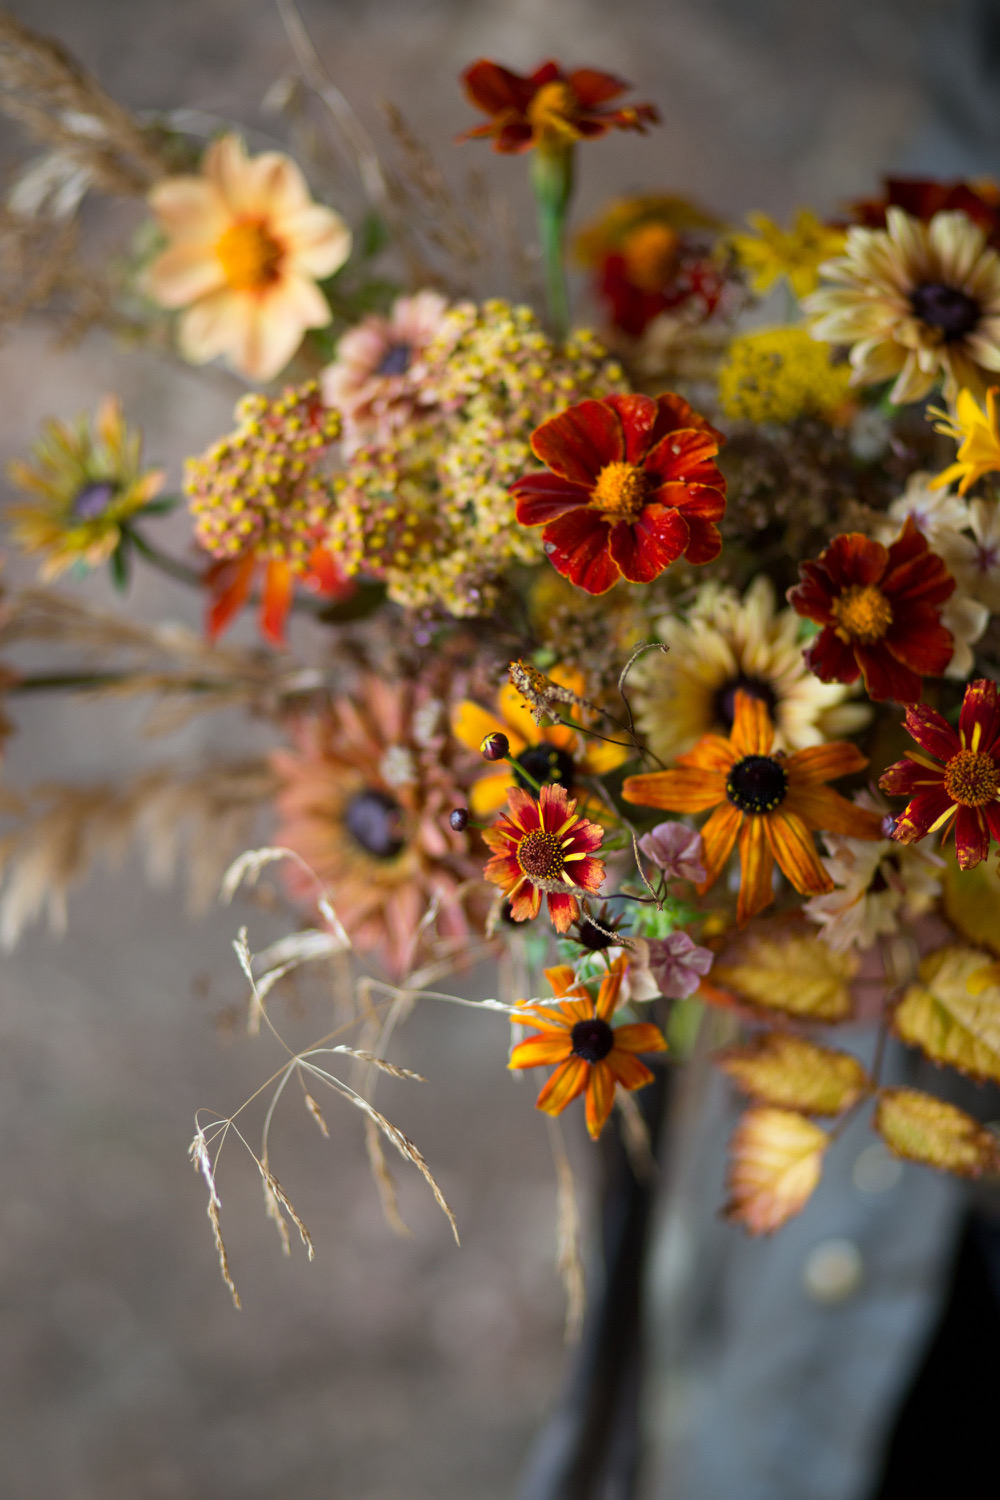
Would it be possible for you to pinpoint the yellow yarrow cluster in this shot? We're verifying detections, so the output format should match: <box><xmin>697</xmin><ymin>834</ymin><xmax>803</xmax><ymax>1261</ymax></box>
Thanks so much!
<box><xmin>330</xmin><ymin>301</ymin><xmax>628</xmax><ymax>615</ymax></box>
<box><xmin>185</xmin><ymin>381</ymin><xmax>340</xmax><ymax>569</ymax></box>
<box><xmin>718</xmin><ymin>326</ymin><xmax>853</xmax><ymax>425</ymax></box>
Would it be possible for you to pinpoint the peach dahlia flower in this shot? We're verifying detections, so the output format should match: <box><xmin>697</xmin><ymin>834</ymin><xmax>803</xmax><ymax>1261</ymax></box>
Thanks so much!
<box><xmin>145</xmin><ymin>134</ymin><xmax>351</xmax><ymax>381</ymax></box>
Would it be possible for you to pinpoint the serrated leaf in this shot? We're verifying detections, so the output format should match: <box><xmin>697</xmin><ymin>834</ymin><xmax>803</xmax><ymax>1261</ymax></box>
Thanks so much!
<box><xmin>875</xmin><ymin>1087</ymin><xmax>1000</xmax><ymax>1178</ymax></box>
<box><xmin>712</xmin><ymin>932</ymin><xmax>857</xmax><ymax>1022</ymax></box>
<box><xmin>726</xmin><ymin>1106</ymin><xmax>828</xmax><ymax>1234</ymax></box>
<box><xmin>717</xmin><ymin>1032</ymin><xmax>868</xmax><ymax>1116</ymax></box>
<box><xmin>892</xmin><ymin>946</ymin><xmax>1000</xmax><ymax>1084</ymax></box>
<box><xmin>941</xmin><ymin>847</ymin><xmax>1000</xmax><ymax>957</ymax></box>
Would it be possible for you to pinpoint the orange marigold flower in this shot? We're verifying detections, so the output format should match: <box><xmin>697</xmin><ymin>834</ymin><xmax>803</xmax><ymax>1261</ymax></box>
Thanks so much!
<box><xmin>509</xmin><ymin>957</ymin><xmax>667</xmax><ymax>1138</ymax></box>
<box><xmin>482</xmin><ymin>783</ymin><xmax>605</xmax><ymax>932</ymax></box>
<box><xmin>509</xmin><ymin>392</ymin><xmax>726</xmax><ymax>595</ymax></box>
<box><xmin>622</xmin><ymin>692</ymin><xmax>883</xmax><ymax>925</ymax></box>
<box><xmin>458</xmin><ymin>59</ymin><xmax>658</xmax><ymax>155</ymax></box>
<box><xmin>787</xmin><ymin>517</ymin><xmax>955</xmax><ymax>704</ymax></box>
<box><xmin>144</xmin><ymin>134</ymin><xmax>351</xmax><ymax>381</ymax></box>
<box><xmin>880</xmin><ymin>678</ymin><xmax>1000</xmax><ymax>869</ymax></box>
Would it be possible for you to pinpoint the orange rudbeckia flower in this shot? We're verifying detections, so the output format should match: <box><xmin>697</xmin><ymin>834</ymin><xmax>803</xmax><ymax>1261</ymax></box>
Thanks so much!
<box><xmin>622</xmin><ymin>692</ymin><xmax>882</xmax><ymax>924</ymax></box>
<box><xmin>450</xmin><ymin>665</ymin><xmax>629</xmax><ymax>818</ymax></box>
<box><xmin>509</xmin><ymin>957</ymin><xmax>667</xmax><ymax>1138</ymax></box>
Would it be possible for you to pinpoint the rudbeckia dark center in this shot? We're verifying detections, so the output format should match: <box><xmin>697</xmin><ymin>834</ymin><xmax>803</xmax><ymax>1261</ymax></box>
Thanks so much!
<box><xmin>910</xmin><ymin>282</ymin><xmax>980</xmax><ymax>340</ymax></box>
<box><xmin>570</xmin><ymin>1016</ymin><xmax>615</xmax><ymax>1063</ymax></box>
<box><xmin>376</xmin><ymin>342</ymin><xmax>412</xmax><ymax>376</ymax></box>
<box><xmin>714</xmin><ymin>674</ymin><xmax>778</xmax><ymax>733</ymax></box>
<box><xmin>726</xmin><ymin>754</ymin><xmax>788</xmax><ymax>814</ymax></box>
<box><xmin>516</xmin><ymin>829</ymin><xmax>565</xmax><ymax>879</ymax></box>
<box><xmin>344</xmin><ymin>789</ymin><xmax>406</xmax><ymax>859</ymax></box>
<box><xmin>71</xmin><ymin>480</ymin><xmax>117</xmax><ymax>519</ymax></box>
<box><xmin>944</xmin><ymin>749</ymin><xmax>999</xmax><ymax>807</ymax></box>
<box><xmin>515</xmin><ymin>742</ymin><xmax>576</xmax><ymax>796</ymax></box>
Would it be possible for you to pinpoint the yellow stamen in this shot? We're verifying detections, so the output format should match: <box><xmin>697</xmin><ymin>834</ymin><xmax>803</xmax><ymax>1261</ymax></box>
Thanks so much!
<box><xmin>831</xmin><ymin>584</ymin><xmax>893</xmax><ymax>644</ymax></box>
<box><xmin>590</xmin><ymin>460</ymin><xmax>648</xmax><ymax>519</ymax></box>
<box><xmin>622</xmin><ymin>222</ymin><xmax>680</xmax><ymax>291</ymax></box>
<box><xmin>215</xmin><ymin>219</ymin><xmax>284</xmax><ymax>292</ymax></box>
<box><xmin>526</xmin><ymin>81</ymin><xmax>580</xmax><ymax>145</ymax></box>
<box><xmin>943</xmin><ymin>748</ymin><xmax>999</xmax><ymax>806</ymax></box>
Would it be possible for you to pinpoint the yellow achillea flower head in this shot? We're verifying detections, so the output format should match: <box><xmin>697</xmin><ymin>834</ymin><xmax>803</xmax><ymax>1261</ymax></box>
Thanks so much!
<box><xmin>718</xmin><ymin>326</ymin><xmax>853</xmax><ymax>425</ymax></box>
<box><xmin>730</xmin><ymin>209</ymin><xmax>845</xmax><ymax>299</ymax></box>
<box><xmin>7</xmin><ymin>396</ymin><xmax>164</xmax><ymax>580</ymax></box>
<box><xmin>930</xmin><ymin>386</ymin><xmax>1000</xmax><ymax>494</ymax></box>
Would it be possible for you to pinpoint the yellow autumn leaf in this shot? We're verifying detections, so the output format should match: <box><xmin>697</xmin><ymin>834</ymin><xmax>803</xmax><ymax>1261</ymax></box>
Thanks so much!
<box><xmin>874</xmin><ymin>1087</ymin><xmax>1000</xmax><ymax>1178</ymax></box>
<box><xmin>717</xmin><ymin>1032</ymin><xmax>868</xmax><ymax>1116</ymax></box>
<box><xmin>941</xmin><ymin>846</ymin><xmax>1000</xmax><ymax>957</ymax></box>
<box><xmin>712</xmin><ymin>932</ymin><xmax>857</xmax><ymax>1022</ymax></box>
<box><xmin>892</xmin><ymin>945</ymin><xmax>1000</xmax><ymax>1084</ymax></box>
<box><xmin>725</xmin><ymin>1106</ymin><xmax>828</xmax><ymax>1234</ymax></box>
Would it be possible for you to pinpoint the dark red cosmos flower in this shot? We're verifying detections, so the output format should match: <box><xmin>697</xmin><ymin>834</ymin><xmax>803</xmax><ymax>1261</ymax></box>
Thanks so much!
<box><xmin>509</xmin><ymin>393</ymin><xmax>726</xmax><ymax>594</ymax></box>
<box><xmin>457</xmin><ymin>60</ymin><xmax>658</xmax><ymax>155</ymax></box>
<box><xmin>850</xmin><ymin>176</ymin><xmax>1000</xmax><ymax>250</ymax></box>
<box><xmin>880</xmin><ymin>678</ymin><xmax>1000</xmax><ymax>869</ymax></box>
<box><xmin>787</xmin><ymin>518</ymin><xmax>955</xmax><ymax>704</ymax></box>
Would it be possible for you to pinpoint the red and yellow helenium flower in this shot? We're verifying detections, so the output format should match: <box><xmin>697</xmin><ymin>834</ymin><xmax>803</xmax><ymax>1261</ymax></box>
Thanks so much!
<box><xmin>622</xmin><ymin>691</ymin><xmax>882</xmax><ymax>924</ymax></box>
<box><xmin>880</xmin><ymin>677</ymin><xmax>1000</xmax><ymax>869</ymax></box>
<box><xmin>787</xmin><ymin>518</ymin><xmax>955</xmax><ymax>703</ymax></box>
<box><xmin>458</xmin><ymin>60</ymin><xmax>658</xmax><ymax>155</ymax></box>
<box><xmin>509</xmin><ymin>957</ymin><xmax>667</xmax><ymax>1139</ymax></box>
<box><xmin>510</xmin><ymin>392</ymin><xmax>726</xmax><ymax>595</ymax></box>
<box><xmin>482</xmin><ymin>782</ymin><xmax>605</xmax><ymax>931</ymax></box>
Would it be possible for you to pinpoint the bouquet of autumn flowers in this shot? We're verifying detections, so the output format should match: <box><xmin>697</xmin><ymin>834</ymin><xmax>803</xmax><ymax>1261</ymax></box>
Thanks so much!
<box><xmin>4</xmin><ymin>11</ymin><xmax>1000</xmax><ymax>1305</ymax></box>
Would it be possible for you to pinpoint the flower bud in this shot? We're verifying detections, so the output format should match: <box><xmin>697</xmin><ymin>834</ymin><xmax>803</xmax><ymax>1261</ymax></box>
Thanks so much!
<box><xmin>480</xmin><ymin>732</ymin><xmax>510</xmax><ymax>762</ymax></box>
<box><xmin>449</xmin><ymin>807</ymin><xmax>470</xmax><ymax>832</ymax></box>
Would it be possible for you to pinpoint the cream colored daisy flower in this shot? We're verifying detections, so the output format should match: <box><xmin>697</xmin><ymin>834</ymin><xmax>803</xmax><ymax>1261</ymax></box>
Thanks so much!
<box><xmin>144</xmin><ymin>134</ymin><xmax>351</xmax><ymax>382</ymax></box>
<box><xmin>805</xmin><ymin>208</ymin><xmax>1000</xmax><ymax>404</ymax></box>
<box><xmin>632</xmin><ymin>576</ymin><xmax>870</xmax><ymax>763</ymax></box>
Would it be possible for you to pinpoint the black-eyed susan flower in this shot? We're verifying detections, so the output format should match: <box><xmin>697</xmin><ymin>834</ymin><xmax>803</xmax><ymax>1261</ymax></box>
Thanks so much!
<box><xmin>451</xmin><ymin>665</ymin><xmax>628</xmax><ymax>818</ymax></box>
<box><xmin>623</xmin><ymin>691</ymin><xmax>883</xmax><ymax>925</ymax></box>
<box><xmin>7</xmin><ymin>396</ymin><xmax>165</xmax><ymax>580</ymax></box>
<box><xmin>509</xmin><ymin>956</ymin><xmax>667</xmax><ymax>1138</ymax></box>
<box><xmin>482</xmin><ymin>782</ymin><xmax>604</xmax><ymax>932</ymax></box>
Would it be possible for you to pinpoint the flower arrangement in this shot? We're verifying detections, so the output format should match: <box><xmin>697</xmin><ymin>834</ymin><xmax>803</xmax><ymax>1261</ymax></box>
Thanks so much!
<box><xmin>4</xmin><ymin>7</ymin><xmax>1000</xmax><ymax>1434</ymax></box>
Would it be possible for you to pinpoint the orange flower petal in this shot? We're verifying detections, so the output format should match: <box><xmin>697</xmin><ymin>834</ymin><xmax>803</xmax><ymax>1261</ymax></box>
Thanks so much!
<box><xmin>731</xmin><ymin>691</ymin><xmax>774</xmax><ymax>756</ymax></box>
<box><xmin>783</xmin><ymin>781</ymin><xmax>884</xmax><ymax>839</ymax></box>
<box><xmin>543</xmin><ymin>964</ymin><xmax>580</xmax><ymax>998</ymax></box>
<box><xmin>470</xmin><ymin>771</ymin><xmax>517</xmax><ymax>818</ymax></box>
<box><xmin>622</xmin><ymin>766</ymin><xmax>725</xmax><ymax>812</ymax></box>
<box><xmin>786</xmin><ymin>742</ymin><xmax>869</xmax><ymax>784</ymax></box>
<box><xmin>497</xmin><ymin>680</ymin><xmax>544</xmax><ymax>745</ymax></box>
<box><xmin>611</xmin><ymin>1023</ymin><xmax>669</xmax><ymax>1054</ymax></box>
<box><xmin>677</xmin><ymin>734</ymin><xmax>737</xmax><ymax>772</ymax></box>
<box><xmin>451</xmin><ymin>700</ymin><xmax>527</xmax><ymax>757</ymax></box>
<box><xmin>260</xmin><ymin>557</ymin><xmax>294</xmax><ymax>646</ymax></box>
<box><xmin>763</xmin><ymin>810</ymin><xmax>834</xmax><ymax>896</ymax></box>
<box><xmin>736</xmin><ymin>814</ymin><xmax>776</xmax><ymax>924</ymax></box>
<box><xmin>509</xmin><ymin>1034</ymin><xmax>574</xmax><ymax>1069</ymax></box>
<box><xmin>697</xmin><ymin>800</ymin><xmax>742</xmax><ymax>891</ymax></box>
<box><xmin>595</xmin><ymin>961</ymin><xmax>627</xmax><ymax>1019</ymax></box>
<box><xmin>585</xmin><ymin>1060</ymin><xmax>617</xmax><ymax>1138</ymax></box>
<box><xmin>536</xmin><ymin>1056</ymin><xmax>590</xmax><ymax>1116</ymax></box>
<box><xmin>606</xmin><ymin>1050</ymin><xmax>656</xmax><ymax>1091</ymax></box>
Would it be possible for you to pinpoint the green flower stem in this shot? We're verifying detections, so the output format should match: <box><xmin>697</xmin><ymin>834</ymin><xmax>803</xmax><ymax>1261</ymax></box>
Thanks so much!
<box><xmin>530</xmin><ymin>145</ymin><xmax>575</xmax><ymax>341</ymax></box>
<box><xmin>503</xmin><ymin>754</ymin><xmax>544</xmax><ymax>796</ymax></box>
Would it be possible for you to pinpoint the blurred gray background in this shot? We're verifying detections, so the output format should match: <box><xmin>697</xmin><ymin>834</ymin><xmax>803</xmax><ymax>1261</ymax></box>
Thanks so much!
<box><xmin>0</xmin><ymin>1</ymin><xmax>976</xmax><ymax>1496</ymax></box>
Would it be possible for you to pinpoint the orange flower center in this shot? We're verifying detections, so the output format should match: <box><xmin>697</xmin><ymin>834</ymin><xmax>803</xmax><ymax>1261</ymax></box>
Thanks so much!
<box><xmin>591</xmin><ymin>460</ymin><xmax>649</xmax><ymax>519</ymax></box>
<box><xmin>526</xmin><ymin>81</ymin><xmax>580</xmax><ymax>144</ymax></box>
<box><xmin>622</xmin><ymin>222</ymin><xmax>680</xmax><ymax>291</ymax></box>
<box><xmin>943</xmin><ymin>748</ymin><xmax>1000</xmax><ymax>806</ymax></box>
<box><xmin>831</xmin><ymin>584</ymin><xmax>893</xmax><ymax>644</ymax></box>
<box><xmin>516</xmin><ymin>828</ymin><xmax>566</xmax><ymax>880</ymax></box>
<box><xmin>215</xmin><ymin>218</ymin><xmax>284</xmax><ymax>291</ymax></box>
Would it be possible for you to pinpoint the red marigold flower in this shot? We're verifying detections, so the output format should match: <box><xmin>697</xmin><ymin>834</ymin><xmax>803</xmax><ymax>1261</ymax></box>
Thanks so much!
<box><xmin>458</xmin><ymin>59</ymin><xmax>658</xmax><ymax>155</ymax></box>
<box><xmin>509</xmin><ymin>957</ymin><xmax>667</xmax><ymax>1139</ymax></box>
<box><xmin>509</xmin><ymin>392</ymin><xmax>726</xmax><ymax>595</ymax></box>
<box><xmin>787</xmin><ymin>517</ymin><xmax>955</xmax><ymax>704</ymax></box>
<box><xmin>879</xmin><ymin>677</ymin><xmax>1000</xmax><ymax>869</ymax></box>
<box><xmin>481</xmin><ymin>782</ymin><xmax>605</xmax><ymax>932</ymax></box>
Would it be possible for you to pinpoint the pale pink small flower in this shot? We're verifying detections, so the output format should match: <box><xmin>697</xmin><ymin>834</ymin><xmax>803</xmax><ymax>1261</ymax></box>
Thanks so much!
<box><xmin>321</xmin><ymin>290</ymin><xmax>452</xmax><ymax>454</ymax></box>
<box><xmin>638</xmin><ymin>821</ymin><xmax>706</xmax><ymax>882</ymax></box>
<box><xmin>646</xmin><ymin>931</ymin><xmax>714</xmax><ymax>998</ymax></box>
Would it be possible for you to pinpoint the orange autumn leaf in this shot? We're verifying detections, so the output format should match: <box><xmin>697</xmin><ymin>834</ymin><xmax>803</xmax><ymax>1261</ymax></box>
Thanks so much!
<box><xmin>941</xmin><ymin>847</ymin><xmax>1000</xmax><ymax>957</ymax></box>
<box><xmin>717</xmin><ymin>1032</ymin><xmax>868</xmax><ymax>1116</ymax></box>
<box><xmin>874</xmin><ymin>1087</ymin><xmax>1000</xmax><ymax>1178</ymax></box>
<box><xmin>725</xmin><ymin>1106</ymin><xmax>828</xmax><ymax>1234</ymax></box>
<box><xmin>712</xmin><ymin>932</ymin><xmax>857</xmax><ymax>1023</ymax></box>
<box><xmin>892</xmin><ymin>946</ymin><xmax>1000</xmax><ymax>1085</ymax></box>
